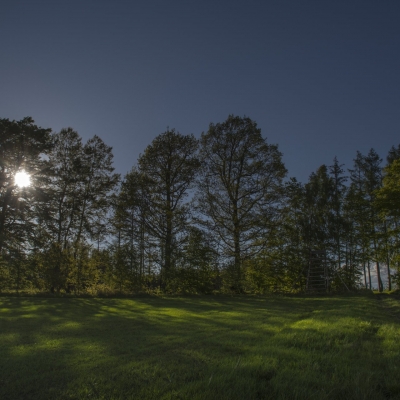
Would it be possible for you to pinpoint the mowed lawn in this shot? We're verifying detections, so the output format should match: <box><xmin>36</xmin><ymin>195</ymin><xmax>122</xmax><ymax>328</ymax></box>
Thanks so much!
<box><xmin>0</xmin><ymin>295</ymin><xmax>399</xmax><ymax>400</ymax></box>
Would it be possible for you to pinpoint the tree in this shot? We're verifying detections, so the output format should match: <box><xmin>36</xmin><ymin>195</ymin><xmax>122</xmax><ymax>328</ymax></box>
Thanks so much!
<box><xmin>112</xmin><ymin>167</ymin><xmax>152</xmax><ymax>289</ymax></box>
<box><xmin>375</xmin><ymin>159</ymin><xmax>400</xmax><ymax>219</ymax></box>
<box><xmin>74</xmin><ymin>135</ymin><xmax>120</xmax><ymax>246</ymax></box>
<box><xmin>349</xmin><ymin>150</ymin><xmax>384</xmax><ymax>291</ymax></box>
<box><xmin>39</xmin><ymin>128</ymin><xmax>119</xmax><ymax>292</ymax></box>
<box><xmin>0</xmin><ymin>117</ymin><xmax>52</xmax><ymax>292</ymax></box>
<box><xmin>343</xmin><ymin>183</ymin><xmax>369</xmax><ymax>288</ymax></box>
<box><xmin>174</xmin><ymin>226</ymin><xmax>219</xmax><ymax>293</ymax></box>
<box><xmin>300</xmin><ymin>165</ymin><xmax>334</xmax><ymax>250</ymax></box>
<box><xmin>275</xmin><ymin>178</ymin><xmax>309</xmax><ymax>292</ymax></box>
<box><xmin>387</xmin><ymin>145</ymin><xmax>400</xmax><ymax>165</ymax></box>
<box><xmin>137</xmin><ymin>129</ymin><xmax>200</xmax><ymax>286</ymax></box>
<box><xmin>196</xmin><ymin>115</ymin><xmax>286</xmax><ymax>291</ymax></box>
<box><xmin>0</xmin><ymin>117</ymin><xmax>52</xmax><ymax>255</ymax></box>
<box><xmin>43</xmin><ymin>128</ymin><xmax>84</xmax><ymax>250</ymax></box>
<box><xmin>375</xmin><ymin>158</ymin><xmax>400</xmax><ymax>288</ymax></box>
<box><xmin>329</xmin><ymin>157</ymin><xmax>347</xmax><ymax>271</ymax></box>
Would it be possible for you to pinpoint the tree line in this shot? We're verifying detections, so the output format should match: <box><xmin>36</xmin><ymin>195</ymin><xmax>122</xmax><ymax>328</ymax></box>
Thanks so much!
<box><xmin>1</xmin><ymin>116</ymin><xmax>399</xmax><ymax>294</ymax></box>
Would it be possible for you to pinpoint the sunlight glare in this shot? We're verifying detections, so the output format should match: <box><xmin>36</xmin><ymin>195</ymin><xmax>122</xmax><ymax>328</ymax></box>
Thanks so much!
<box><xmin>15</xmin><ymin>171</ymin><xmax>31</xmax><ymax>188</ymax></box>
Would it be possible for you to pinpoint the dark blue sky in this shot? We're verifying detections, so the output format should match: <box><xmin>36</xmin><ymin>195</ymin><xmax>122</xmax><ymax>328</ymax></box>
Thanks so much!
<box><xmin>1</xmin><ymin>0</ymin><xmax>399</xmax><ymax>182</ymax></box>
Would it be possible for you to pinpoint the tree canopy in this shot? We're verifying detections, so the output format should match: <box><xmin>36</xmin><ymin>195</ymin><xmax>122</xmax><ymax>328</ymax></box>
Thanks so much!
<box><xmin>0</xmin><ymin>115</ymin><xmax>399</xmax><ymax>294</ymax></box>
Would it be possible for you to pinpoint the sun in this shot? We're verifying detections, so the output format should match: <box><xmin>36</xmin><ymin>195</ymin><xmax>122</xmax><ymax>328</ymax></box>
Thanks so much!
<box><xmin>15</xmin><ymin>171</ymin><xmax>31</xmax><ymax>188</ymax></box>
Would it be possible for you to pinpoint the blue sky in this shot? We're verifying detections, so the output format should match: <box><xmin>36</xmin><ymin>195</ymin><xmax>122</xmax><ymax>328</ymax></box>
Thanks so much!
<box><xmin>1</xmin><ymin>0</ymin><xmax>399</xmax><ymax>182</ymax></box>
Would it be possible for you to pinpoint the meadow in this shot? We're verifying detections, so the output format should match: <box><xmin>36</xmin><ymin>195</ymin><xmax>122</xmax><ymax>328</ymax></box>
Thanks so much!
<box><xmin>0</xmin><ymin>294</ymin><xmax>399</xmax><ymax>400</ymax></box>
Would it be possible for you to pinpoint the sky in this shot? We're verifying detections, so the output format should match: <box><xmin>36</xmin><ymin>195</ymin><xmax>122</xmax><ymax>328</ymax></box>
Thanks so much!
<box><xmin>1</xmin><ymin>0</ymin><xmax>399</xmax><ymax>183</ymax></box>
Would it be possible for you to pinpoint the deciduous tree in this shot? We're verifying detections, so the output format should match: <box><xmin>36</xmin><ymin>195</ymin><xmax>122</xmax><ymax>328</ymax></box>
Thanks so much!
<box><xmin>196</xmin><ymin>115</ymin><xmax>286</xmax><ymax>291</ymax></box>
<box><xmin>138</xmin><ymin>129</ymin><xmax>200</xmax><ymax>286</ymax></box>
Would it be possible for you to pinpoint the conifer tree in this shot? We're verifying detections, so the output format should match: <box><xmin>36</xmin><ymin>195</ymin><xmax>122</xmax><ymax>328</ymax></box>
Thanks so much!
<box><xmin>329</xmin><ymin>157</ymin><xmax>347</xmax><ymax>271</ymax></box>
<box><xmin>375</xmin><ymin>158</ymin><xmax>400</xmax><ymax>288</ymax></box>
<box><xmin>349</xmin><ymin>150</ymin><xmax>384</xmax><ymax>291</ymax></box>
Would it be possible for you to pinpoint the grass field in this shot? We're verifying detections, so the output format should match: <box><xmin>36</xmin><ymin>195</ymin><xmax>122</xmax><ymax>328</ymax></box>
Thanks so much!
<box><xmin>1</xmin><ymin>294</ymin><xmax>400</xmax><ymax>400</ymax></box>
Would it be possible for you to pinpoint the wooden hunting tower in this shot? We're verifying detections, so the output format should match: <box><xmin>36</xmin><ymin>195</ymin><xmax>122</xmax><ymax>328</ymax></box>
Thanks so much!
<box><xmin>306</xmin><ymin>249</ymin><xmax>328</xmax><ymax>293</ymax></box>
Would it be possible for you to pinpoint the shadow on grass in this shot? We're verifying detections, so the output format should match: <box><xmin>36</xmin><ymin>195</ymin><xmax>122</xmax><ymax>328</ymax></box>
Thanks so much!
<box><xmin>0</xmin><ymin>295</ymin><xmax>399</xmax><ymax>399</ymax></box>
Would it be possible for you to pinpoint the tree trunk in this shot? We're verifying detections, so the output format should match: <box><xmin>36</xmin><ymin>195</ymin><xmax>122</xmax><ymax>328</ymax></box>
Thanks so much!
<box><xmin>164</xmin><ymin>181</ymin><xmax>173</xmax><ymax>286</ymax></box>
<box><xmin>376</xmin><ymin>261</ymin><xmax>383</xmax><ymax>292</ymax></box>
<box><xmin>384</xmin><ymin>221</ymin><xmax>392</xmax><ymax>291</ymax></box>
<box><xmin>139</xmin><ymin>218</ymin><xmax>145</xmax><ymax>284</ymax></box>
<box><xmin>232</xmin><ymin>198</ymin><xmax>242</xmax><ymax>291</ymax></box>
<box><xmin>363</xmin><ymin>261</ymin><xmax>367</xmax><ymax>288</ymax></box>
<box><xmin>367</xmin><ymin>259</ymin><xmax>372</xmax><ymax>289</ymax></box>
<box><xmin>0</xmin><ymin>187</ymin><xmax>13</xmax><ymax>253</ymax></box>
<box><xmin>373</xmin><ymin>236</ymin><xmax>383</xmax><ymax>292</ymax></box>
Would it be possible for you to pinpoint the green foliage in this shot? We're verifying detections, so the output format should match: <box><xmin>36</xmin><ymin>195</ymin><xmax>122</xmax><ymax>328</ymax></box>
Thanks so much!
<box><xmin>375</xmin><ymin>159</ymin><xmax>400</xmax><ymax>289</ymax></box>
<box><xmin>375</xmin><ymin>159</ymin><xmax>400</xmax><ymax>218</ymax></box>
<box><xmin>167</xmin><ymin>264</ymin><xmax>217</xmax><ymax>294</ymax></box>
<box><xmin>169</xmin><ymin>227</ymin><xmax>219</xmax><ymax>294</ymax></box>
<box><xmin>244</xmin><ymin>248</ymin><xmax>306</xmax><ymax>294</ymax></box>
<box><xmin>0</xmin><ymin>256</ymin><xmax>11</xmax><ymax>292</ymax></box>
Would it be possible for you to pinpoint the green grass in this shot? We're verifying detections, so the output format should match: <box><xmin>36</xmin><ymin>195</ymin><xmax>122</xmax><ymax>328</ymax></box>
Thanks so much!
<box><xmin>1</xmin><ymin>294</ymin><xmax>399</xmax><ymax>400</ymax></box>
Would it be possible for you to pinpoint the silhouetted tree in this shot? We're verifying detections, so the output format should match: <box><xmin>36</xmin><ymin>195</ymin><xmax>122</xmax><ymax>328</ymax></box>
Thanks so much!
<box><xmin>39</xmin><ymin>129</ymin><xmax>119</xmax><ymax>292</ymax></box>
<box><xmin>349</xmin><ymin>150</ymin><xmax>384</xmax><ymax>291</ymax></box>
<box><xmin>196</xmin><ymin>115</ymin><xmax>286</xmax><ymax>291</ymax></box>
<box><xmin>0</xmin><ymin>117</ymin><xmax>52</xmax><ymax>254</ymax></box>
<box><xmin>137</xmin><ymin>129</ymin><xmax>200</xmax><ymax>287</ymax></box>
